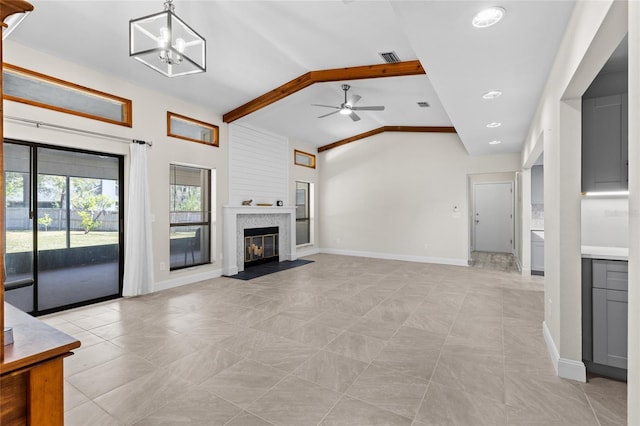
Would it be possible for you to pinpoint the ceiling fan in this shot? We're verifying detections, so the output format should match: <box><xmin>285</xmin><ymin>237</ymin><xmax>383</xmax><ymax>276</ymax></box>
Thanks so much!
<box><xmin>312</xmin><ymin>84</ymin><xmax>385</xmax><ymax>122</ymax></box>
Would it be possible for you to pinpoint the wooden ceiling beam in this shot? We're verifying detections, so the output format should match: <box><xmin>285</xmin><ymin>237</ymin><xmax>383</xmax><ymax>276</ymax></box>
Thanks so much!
<box><xmin>0</xmin><ymin>0</ymin><xmax>34</xmax><ymax>24</ymax></box>
<box><xmin>317</xmin><ymin>125</ymin><xmax>457</xmax><ymax>153</ymax></box>
<box><xmin>222</xmin><ymin>60</ymin><xmax>425</xmax><ymax>123</ymax></box>
<box><xmin>308</xmin><ymin>60</ymin><xmax>425</xmax><ymax>83</ymax></box>
<box><xmin>223</xmin><ymin>72</ymin><xmax>314</xmax><ymax>124</ymax></box>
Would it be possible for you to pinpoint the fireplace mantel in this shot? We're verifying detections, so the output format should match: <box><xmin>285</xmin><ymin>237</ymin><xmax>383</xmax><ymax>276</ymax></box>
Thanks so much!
<box><xmin>223</xmin><ymin>205</ymin><xmax>297</xmax><ymax>275</ymax></box>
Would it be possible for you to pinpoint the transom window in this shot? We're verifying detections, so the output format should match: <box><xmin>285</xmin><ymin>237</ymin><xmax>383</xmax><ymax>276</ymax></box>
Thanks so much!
<box><xmin>3</xmin><ymin>63</ymin><xmax>132</xmax><ymax>127</ymax></box>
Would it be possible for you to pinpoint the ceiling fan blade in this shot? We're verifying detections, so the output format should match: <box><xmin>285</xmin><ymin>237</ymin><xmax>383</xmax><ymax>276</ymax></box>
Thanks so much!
<box><xmin>311</xmin><ymin>104</ymin><xmax>339</xmax><ymax>109</ymax></box>
<box><xmin>349</xmin><ymin>112</ymin><xmax>361</xmax><ymax>122</ymax></box>
<box><xmin>346</xmin><ymin>94</ymin><xmax>361</xmax><ymax>106</ymax></box>
<box><xmin>351</xmin><ymin>106</ymin><xmax>385</xmax><ymax>111</ymax></box>
<box><xmin>318</xmin><ymin>110</ymin><xmax>340</xmax><ymax>119</ymax></box>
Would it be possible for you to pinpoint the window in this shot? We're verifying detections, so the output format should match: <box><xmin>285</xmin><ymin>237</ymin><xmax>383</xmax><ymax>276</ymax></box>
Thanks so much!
<box><xmin>294</xmin><ymin>150</ymin><xmax>316</xmax><ymax>169</ymax></box>
<box><xmin>296</xmin><ymin>181</ymin><xmax>311</xmax><ymax>245</ymax></box>
<box><xmin>167</xmin><ymin>111</ymin><xmax>219</xmax><ymax>147</ymax></box>
<box><xmin>170</xmin><ymin>164</ymin><xmax>211</xmax><ymax>270</ymax></box>
<box><xmin>3</xmin><ymin>63</ymin><xmax>132</xmax><ymax>127</ymax></box>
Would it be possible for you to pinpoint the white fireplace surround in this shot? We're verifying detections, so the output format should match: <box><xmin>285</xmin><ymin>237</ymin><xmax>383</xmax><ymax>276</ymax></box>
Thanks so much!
<box><xmin>223</xmin><ymin>206</ymin><xmax>297</xmax><ymax>275</ymax></box>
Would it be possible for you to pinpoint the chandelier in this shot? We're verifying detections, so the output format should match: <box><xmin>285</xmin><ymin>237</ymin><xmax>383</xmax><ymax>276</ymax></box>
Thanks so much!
<box><xmin>129</xmin><ymin>0</ymin><xmax>206</xmax><ymax>77</ymax></box>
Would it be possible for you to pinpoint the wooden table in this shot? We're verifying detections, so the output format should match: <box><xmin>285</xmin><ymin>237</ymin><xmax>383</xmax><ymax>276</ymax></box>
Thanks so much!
<box><xmin>1</xmin><ymin>303</ymin><xmax>80</xmax><ymax>425</ymax></box>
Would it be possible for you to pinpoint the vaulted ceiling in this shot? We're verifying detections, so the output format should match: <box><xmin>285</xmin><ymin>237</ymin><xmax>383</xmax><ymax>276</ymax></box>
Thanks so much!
<box><xmin>9</xmin><ymin>1</ymin><xmax>575</xmax><ymax>155</ymax></box>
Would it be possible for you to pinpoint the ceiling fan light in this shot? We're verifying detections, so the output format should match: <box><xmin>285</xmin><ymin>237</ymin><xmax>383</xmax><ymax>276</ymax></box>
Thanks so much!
<box><xmin>472</xmin><ymin>6</ymin><xmax>505</xmax><ymax>28</ymax></box>
<box><xmin>339</xmin><ymin>107</ymin><xmax>352</xmax><ymax>115</ymax></box>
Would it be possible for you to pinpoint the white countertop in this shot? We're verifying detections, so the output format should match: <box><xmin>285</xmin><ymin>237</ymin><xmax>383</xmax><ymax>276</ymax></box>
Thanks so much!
<box><xmin>581</xmin><ymin>245</ymin><xmax>628</xmax><ymax>261</ymax></box>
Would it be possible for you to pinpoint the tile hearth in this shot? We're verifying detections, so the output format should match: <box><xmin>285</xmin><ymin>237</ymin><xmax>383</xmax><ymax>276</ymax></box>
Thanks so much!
<box><xmin>43</xmin><ymin>254</ymin><xmax>626</xmax><ymax>426</ymax></box>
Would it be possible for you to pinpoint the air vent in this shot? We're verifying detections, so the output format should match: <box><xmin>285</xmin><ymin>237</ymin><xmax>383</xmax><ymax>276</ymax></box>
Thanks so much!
<box><xmin>379</xmin><ymin>51</ymin><xmax>401</xmax><ymax>64</ymax></box>
<box><xmin>417</xmin><ymin>101</ymin><xmax>430</xmax><ymax>108</ymax></box>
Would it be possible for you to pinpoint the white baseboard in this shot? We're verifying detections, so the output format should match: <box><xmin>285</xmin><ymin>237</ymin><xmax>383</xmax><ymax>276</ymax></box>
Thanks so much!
<box><xmin>320</xmin><ymin>248</ymin><xmax>468</xmax><ymax>267</ymax></box>
<box><xmin>558</xmin><ymin>358</ymin><xmax>587</xmax><ymax>382</ymax></box>
<box><xmin>515</xmin><ymin>257</ymin><xmax>523</xmax><ymax>273</ymax></box>
<box><xmin>154</xmin><ymin>268</ymin><xmax>223</xmax><ymax>292</ymax></box>
<box><xmin>297</xmin><ymin>246</ymin><xmax>321</xmax><ymax>258</ymax></box>
<box><xmin>542</xmin><ymin>321</ymin><xmax>586</xmax><ymax>382</ymax></box>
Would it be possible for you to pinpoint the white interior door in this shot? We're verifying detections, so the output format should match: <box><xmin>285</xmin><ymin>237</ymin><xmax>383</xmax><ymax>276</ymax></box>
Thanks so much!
<box><xmin>474</xmin><ymin>182</ymin><xmax>513</xmax><ymax>253</ymax></box>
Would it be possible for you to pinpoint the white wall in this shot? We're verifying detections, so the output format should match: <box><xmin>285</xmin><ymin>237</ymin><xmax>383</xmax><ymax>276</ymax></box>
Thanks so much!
<box><xmin>228</xmin><ymin>124</ymin><xmax>289</xmax><ymax>206</ymax></box>
<box><xmin>4</xmin><ymin>41</ymin><xmax>228</xmax><ymax>291</ymax></box>
<box><xmin>581</xmin><ymin>197</ymin><xmax>629</xmax><ymax>248</ymax></box>
<box><xmin>519</xmin><ymin>0</ymin><xmax>631</xmax><ymax>389</ymax></box>
<box><xmin>319</xmin><ymin>131</ymin><xmax>519</xmax><ymax>265</ymax></box>
<box><xmin>289</xmin><ymin>140</ymin><xmax>320</xmax><ymax>258</ymax></box>
<box><xmin>627</xmin><ymin>1</ymin><xmax>640</xmax><ymax>421</ymax></box>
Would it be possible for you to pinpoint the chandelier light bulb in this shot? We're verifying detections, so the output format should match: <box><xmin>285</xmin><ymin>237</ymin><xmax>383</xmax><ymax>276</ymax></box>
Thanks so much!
<box><xmin>175</xmin><ymin>38</ymin><xmax>186</xmax><ymax>53</ymax></box>
<box><xmin>159</xmin><ymin>27</ymin><xmax>170</xmax><ymax>48</ymax></box>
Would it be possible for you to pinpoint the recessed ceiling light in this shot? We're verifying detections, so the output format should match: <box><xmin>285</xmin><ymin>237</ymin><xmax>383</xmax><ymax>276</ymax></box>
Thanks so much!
<box><xmin>486</xmin><ymin>122</ymin><xmax>502</xmax><ymax>128</ymax></box>
<box><xmin>489</xmin><ymin>140</ymin><xmax>502</xmax><ymax>145</ymax></box>
<box><xmin>472</xmin><ymin>6</ymin><xmax>505</xmax><ymax>28</ymax></box>
<box><xmin>482</xmin><ymin>90</ymin><xmax>502</xmax><ymax>99</ymax></box>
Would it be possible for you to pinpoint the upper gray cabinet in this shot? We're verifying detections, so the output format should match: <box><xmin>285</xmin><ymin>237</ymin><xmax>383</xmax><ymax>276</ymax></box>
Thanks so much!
<box><xmin>531</xmin><ymin>165</ymin><xmax>544</xmax><ymax>204</ymax></box>
<box><xmin>582</xmin><ymin>94</ymin><xmax>628</xmax><ymax>192</ymax></box>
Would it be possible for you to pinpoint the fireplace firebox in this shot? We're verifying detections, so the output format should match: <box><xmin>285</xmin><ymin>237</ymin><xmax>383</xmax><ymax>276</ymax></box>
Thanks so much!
<box><xmin>244</xmin><ymin>227</ymin><xmax>279</xmax><ymax>267</ymax></box>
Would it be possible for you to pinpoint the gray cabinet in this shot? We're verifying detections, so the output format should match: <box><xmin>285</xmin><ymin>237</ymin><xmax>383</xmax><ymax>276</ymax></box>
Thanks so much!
<box><xmin>583</xmin><ymin>258</ymin><xmax>628</xmax><ymax>379</ymax></box>
<box><xmin>531</xmin><ymin>165</ymin><xmax>544</xmax><ymax>204</ymax></box>
<box><xmin>592</xmin><ymin>288</ymin><xmax>628</xmax><ymax>369</ymax></box>
<box><xmin>582</xmin><ymin>94</ymin><xmax>628</xmax><ymax>192</ymax></box>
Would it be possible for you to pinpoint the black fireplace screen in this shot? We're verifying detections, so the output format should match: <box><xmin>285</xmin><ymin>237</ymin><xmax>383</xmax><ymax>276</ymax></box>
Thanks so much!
<box><xmin>244</xmin><ymin>227</ymin><xmax>279</xmax><ymax>265</ymax></box>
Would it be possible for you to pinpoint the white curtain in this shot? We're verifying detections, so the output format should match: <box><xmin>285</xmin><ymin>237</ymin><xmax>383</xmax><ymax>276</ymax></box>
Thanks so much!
<box><xmin>122</xmin><ymin>142</ymin><xmax>154</xmax><ymax>297</ymax></box>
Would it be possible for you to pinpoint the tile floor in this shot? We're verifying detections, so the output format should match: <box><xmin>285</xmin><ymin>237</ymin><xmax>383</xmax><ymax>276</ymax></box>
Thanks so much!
<box><xmin>41</xmin><ymin>254</ymin><xmax>627</xmax><ymax>425</ymax></box>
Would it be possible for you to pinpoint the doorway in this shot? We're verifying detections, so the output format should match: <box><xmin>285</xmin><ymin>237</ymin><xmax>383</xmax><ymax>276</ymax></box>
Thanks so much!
<box><xmin>4</xmin><ymin>140</ymin><xmax>124</xmax><ymax>315</ymax></box>
<box><xmin>473</xmin><ymin>182</ymin><xmax>514</xmax><ymax>253</ymax></box>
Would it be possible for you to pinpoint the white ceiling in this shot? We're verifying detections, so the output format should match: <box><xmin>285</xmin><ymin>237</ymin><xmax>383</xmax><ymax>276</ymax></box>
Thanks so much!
<box><xmin>9</xmin><ymin>0</ymin><xmax>575</xmax><ymax>155</ymax></box>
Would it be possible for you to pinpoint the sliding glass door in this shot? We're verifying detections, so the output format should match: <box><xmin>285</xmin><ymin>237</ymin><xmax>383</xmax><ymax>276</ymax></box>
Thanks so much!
<box><xmin>4</xmin><ymin>143</ymin><xmax>34</xmax><ymax>312</ymax></box>
<box><xmin>4</xmin><ymin>141</ymin><xmax>124</xmax><ymax>314</ymax></box>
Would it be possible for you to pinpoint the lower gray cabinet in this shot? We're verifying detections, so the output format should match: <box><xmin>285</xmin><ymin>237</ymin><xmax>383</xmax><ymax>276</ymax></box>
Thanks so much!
<box><xmin>531</xmin><ymin>241</ymin><xmax>544</xmax><ymax>272</ymax></box>
<box><xmin>582</xmin><ymin>258</ymin><xmax>628</xmax><ymax>380</ymax></box>
<box><xmin>531</xmin><ymin>232</ymin><xmax>544</xmax><ymax>274</ymax></box>
<box><xmin>592</xmin><ymin>287</ymin><xmax>628</xmax><ymax>369</ymax></box>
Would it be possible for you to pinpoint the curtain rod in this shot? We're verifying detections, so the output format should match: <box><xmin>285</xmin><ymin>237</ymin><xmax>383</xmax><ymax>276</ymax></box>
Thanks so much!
<box><xmin>4</xmin><ymin>115</ymin><xmax>153</xmax><ymax>146</ymax></box>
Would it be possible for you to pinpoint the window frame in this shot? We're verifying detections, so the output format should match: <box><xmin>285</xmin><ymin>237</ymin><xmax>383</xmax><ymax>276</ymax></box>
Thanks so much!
<box><xmin>295</xmin><ymin>181</ymin><xmax>311</xmax><ymax>246</ymax></box>
<box><xmin>294</xmin><ymin>149</ymin><xmax>316</xmax><ymax>169</ymax></box>
<box><xmin>167</xmin><ymin>111</ymin><xmax>220</xmax><ymax>147</ymax></box>
<box><xmin>169</xmin><ymin>164</ymin><xmax>212</xmax><ymax>271</ymax></box>
<box><xmin>3</xmin><ymin>63</ymin><xmax>133</xmax><ymax>127</ymax></box>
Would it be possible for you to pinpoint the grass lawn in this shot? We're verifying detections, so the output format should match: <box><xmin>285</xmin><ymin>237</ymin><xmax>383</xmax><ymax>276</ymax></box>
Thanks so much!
<box><xmin>6</xmin><ymin>230</ymin><xmax>119</xmax><ymax>253</ymax></box>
